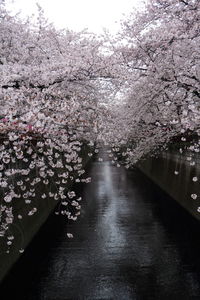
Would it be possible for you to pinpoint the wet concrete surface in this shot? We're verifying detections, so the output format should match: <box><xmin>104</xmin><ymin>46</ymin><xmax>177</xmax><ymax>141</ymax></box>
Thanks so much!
<box><xmin>1</xmin><ymin>152</ymin><xmax>200</xmax><ymax>299</ymax></box>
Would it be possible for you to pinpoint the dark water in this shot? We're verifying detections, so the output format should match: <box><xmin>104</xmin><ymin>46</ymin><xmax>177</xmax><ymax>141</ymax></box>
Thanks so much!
<box><xmin>1</xmin><ymin>152</ymin><xmax>200</xmax><ymax>299</ymax></box>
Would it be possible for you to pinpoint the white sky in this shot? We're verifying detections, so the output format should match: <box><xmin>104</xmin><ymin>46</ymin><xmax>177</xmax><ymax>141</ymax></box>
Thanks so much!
<box><xmin>6</xmin><ymin>0</ymin><xmax>146</xmax><ymax>34</ymax></box>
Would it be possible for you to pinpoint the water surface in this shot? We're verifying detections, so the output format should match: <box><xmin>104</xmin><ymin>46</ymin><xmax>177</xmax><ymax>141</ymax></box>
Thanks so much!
<box><xmin>1</xmin><ymin>152</ymin><xmax>200</xmax><ymax>299</ymax></box>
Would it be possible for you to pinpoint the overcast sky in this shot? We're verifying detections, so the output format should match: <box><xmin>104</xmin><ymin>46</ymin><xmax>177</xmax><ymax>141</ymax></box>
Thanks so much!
<box><xmin>7</xmin><ymin>0</ymin><xmax>146</xmax><ymax>34</ymax></box>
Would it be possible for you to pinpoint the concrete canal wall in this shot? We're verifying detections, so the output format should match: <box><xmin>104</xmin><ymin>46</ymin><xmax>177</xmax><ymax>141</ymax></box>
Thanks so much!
<box><xmin>138</xmin><ymin>151</ymin><xmax>200</xmax><ymax>221</ymax></box>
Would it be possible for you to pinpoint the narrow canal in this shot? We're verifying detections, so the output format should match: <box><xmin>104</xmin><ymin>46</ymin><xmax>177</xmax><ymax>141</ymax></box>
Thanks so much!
<box><xmin>1</xmin><ymin>151</ymin><xmax>200</xmax><ymax>299</ymax></box>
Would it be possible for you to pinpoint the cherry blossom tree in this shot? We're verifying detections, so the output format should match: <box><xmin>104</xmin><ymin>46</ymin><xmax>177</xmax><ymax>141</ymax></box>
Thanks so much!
<box><xmin>105</xmin><ymin>0</ymin><xmax>200</xmax><ymax>165</ymax></box>
<box><xmin>0</xmin><ymin>2</ymin><xmax>115</xmax><ymax>248</ymax></box>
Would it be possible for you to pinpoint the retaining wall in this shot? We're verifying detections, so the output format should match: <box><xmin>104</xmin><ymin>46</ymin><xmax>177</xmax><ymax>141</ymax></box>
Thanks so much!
<box><xmin>138</xmin><ymin>151</ymin><xmax>200</xmax><ymax>221</ymax></box>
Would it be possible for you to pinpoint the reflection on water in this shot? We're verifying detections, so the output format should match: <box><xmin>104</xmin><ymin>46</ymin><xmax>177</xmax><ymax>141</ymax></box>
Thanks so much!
<box><xmin>97</xmin><ymin>162</ymin><xmax>126</xmax><ymax>255</ymax></box>
<box><xmin>1</xmin><ymin>150</ymin><xmax>200</xmax><ymax>299</ymax></box>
